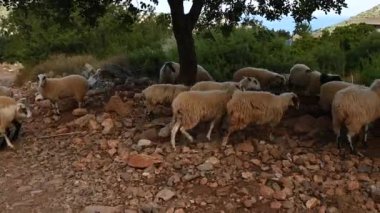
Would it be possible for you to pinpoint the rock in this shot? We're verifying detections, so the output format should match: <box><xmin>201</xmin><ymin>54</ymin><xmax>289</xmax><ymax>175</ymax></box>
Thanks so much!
<box><xmin>140</xmin><ymin>202</ymin><xmax>160</xmax><ymax>213</ymax></box>
<box><xmin>102</xmin><ymin>118</ymin><xmax>115</xmax><ymax>134</ymax></box>
<box><xmin>260</xmin><ymin>185</ymin><xmax>274</xmax><ymax>199</ymax></box>
<box><xmin>241</xmin><ymin>172</ymin><xmax>253</xmax><ymax>179</ymax></box>
<box><xmin>197</xmin><ymin>162</ymin><xmax>213</xmax><ymax>171</ymax></box>
<box><xmin>347</xmin><ymin>180</ymin><xmax>360</xmax><ymax>191</ymax></box>
<box><xmin>294</xmin><ymin>115</ymin><xmax>316</xmax><ymax>134</ymax></box>
<box><xmin>107</xmin><ymin>140</ymin><xmax>119</xmax><ymax>149</ymax></box>
<box><xmin>156</xmin><ymin>189</ymin><xmax>175</xmax><ymax>201</ymax></box>
<box><xmin>108</xmin><ymin>148</ymin><xmax>117</xmax><ymax>156</ymax></box>
<box><xmin>82</xmin><ymin>205</ymin><xmax>123</xmax><ymax>213</ymax></box>
<box><xmin>270</xmin><ymin>201</ymin><xmax>282</xmax><ymax>209</ymax></box>
<box><xmin>36</xmin><ymin>99</ymin><xmax>50</xmax><ymax>108</ymax></box>
<box><xmin>136</xmin><ymin>128</ymin><xmax>158</xmax><ymax>141</ymax></box>
<box><xmin>306</xmin><ymin>197</ymin><xmax>320</xmax><ymax>209</ymax></box>
<box><xmin>236</xmin><ymin>141</ymin><xmax>255</xmax><ymax>153</ymax></box>
<box><xmin>127</xmin><ymin>154</ymin><xmax>162</xmax><ymax>169</ymax></box>
<box><xmin>273</xmin><ymin>190</ymin><xmax>287</xmax><ymax>201</ymax></box>
<box><xmin>205</xmin><ymin>156</ymin><xmax>220</xmax><ymax>165</ymax></box>
<box><xmin>158</xmin><ymin>124</ymin><xmax>171</xmax><ymax>138</ymax></box>
<box><xmin>72</xmin><ymin>108</ymin><xmax>88</xmax><ymax>116</ymax></box>
<box><xmin>326</xmin><ymin>207</ymin><xmax>338</xmax><ymax>213</ymax></box>
<box><xmin>43</xmin><ymin>117</ymin><xmax>52</xmax><ymax>124</ymax></box>
<box><xmin>174</xmin><ymin>209</ymin><xmax>185</xmax><ymax>213</ymax></box>
<box><xmin>243</xmin><ymin>198</ymin><xmax>256</xmax><ymax>208</ymax></box>
<box><xmin>365</xmin><ymin>200</ymin><xmax>375</xmax><ymax>210</ymax></box>
<box><xmin>370</xmin><ymin>185</ymin><xmax>380</xmax><ymax>203</ymax></box>
<box><xmin>137</xmin><ymin>139</ymin><xmax>152</xmax><ymax>148</ymax></box>
<box><xmin>104</xmin><ymin>93</ymin><xmax>133</xmax><ymax>116</ymax></box>
<box><xmin>88</xmin><ymin>119</ymin><xmax>100</xmax><ymax>131</ymax></box>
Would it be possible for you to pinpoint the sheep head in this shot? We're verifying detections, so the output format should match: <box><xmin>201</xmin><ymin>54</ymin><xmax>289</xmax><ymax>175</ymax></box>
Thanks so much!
<box><xmin>240</xmin><ymin>77</ymin><xmax>261</xmax><ymax>91</ymax></box>
<box><xmin>16</xmin><ymin>98</ymin><xmax>32</xmax><ymax>120</ymax></box>
<box><xmin>37</xmin><ymin>74</ymin><xmax>48</xmax><ymax>88</ymax></box>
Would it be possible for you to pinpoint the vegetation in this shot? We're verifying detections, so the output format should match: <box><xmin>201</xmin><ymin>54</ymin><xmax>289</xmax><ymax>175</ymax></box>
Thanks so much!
<box><xmin>0</xmin><ymin>1</ymin><xmax>379</xmax><ymax>85</ymax></box>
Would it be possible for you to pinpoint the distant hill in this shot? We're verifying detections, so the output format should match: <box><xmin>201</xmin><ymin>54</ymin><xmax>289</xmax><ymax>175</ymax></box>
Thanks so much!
<box><xmin>313</xmin><ymin>4</ymin><xmax>380</xmax><ymax>36</ymax></box>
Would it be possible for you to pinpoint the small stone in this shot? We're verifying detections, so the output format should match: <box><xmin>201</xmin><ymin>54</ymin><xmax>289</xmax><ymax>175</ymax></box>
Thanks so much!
<box><xmin>236</xmin><ymin>141</ymin><xmax>255</xmax><ymax>153</ymax></box>
<box><xmin>158</xmin><ymin>125</ymin><xmax>171</xmax><ymax>138</ymax></box>
<box><xmin>347</xmin><ymin>180</ymin><xmax>360</xmax><ymax>191</ymax></box>
<box><xmin>82</xmin><ymin>205</ymin><xmax>123</xmax><ymax>213</ymax></box>
<box><xmin>137</xmin><ymin>139</ymin><xmax>152</xmax><ymax>148</ymax></box>
<box><xmin>243</xmin><ymin>198</ymin><xmax>256</xmax><ymax>208</ymax></box>
<box><xmin>88</xmin><ymin>119</ymin><xmax>100</xmax><ymax>130</ymax></box>
<box><xmin>197</xmin><ymin>162</ymin><xmax>213</xmax><ymax>171</ymax></box>
<box><xmin>365</xmin><ymin>199</ymin><xmax>375</xmax><ymax>210</ymax></box>
<box><xmin>270</xmin><ymin>201</ymin><xmax>282</xmax><ymax>209</ymax></box>
<box><xmin>72</xmin><ymin>108</ymin><xmax>88</xmax><ymax>116</ymax></box>
<box><xmin>273</xmin><ymin>190</ymin><xmax>287</xmax><ymax>201</ymax></box>
<box><xmin>205</xmin><ymin>156</ymin><xmax>220</xmax><ymax>165</ymax></box>
<box><xmin>108</xmin><ymin>148</ymin><xmax>117</xmax><ymax>156</ymax></box>
<box><xmin>156</xmin><ymin>189</ymin><xmax>175</xmax><ymax>201</ymax></box>
<box><xmin>241</xmin><ymin>172</ymin><xmax>253</xmax><ymax>179</ymax></box>
<box><xmin>260</xmin><ymin>185</ymin><xmax>274</xmax><ymax>199</ymax></box>
<box><xmin>104</xmin><ymin>93</ymin><xmax>132</xmax><ymax>116</ymax></box>
<box><xmin>101</xmin><ymin>118</ymin><xmax>115</xmax><ymax>135</ymax></box>
<box><xmin>327</xmin><ymin>207</ymin><xmax>338</xmax><ymax>213</ymax></box>
<box><xmin>127</xmin><ymin>154</ymin><xmax>162</xmax><ymax>169</ymax></box>
<box><xmin>306</xmin><ymin>197</ymin><xmax>320</xmax><ymax>209</ymax></box>
<box><xmin>107</xmin><ymin>140</ymin><xmax>119</xmax><ymax>149</ymax></box>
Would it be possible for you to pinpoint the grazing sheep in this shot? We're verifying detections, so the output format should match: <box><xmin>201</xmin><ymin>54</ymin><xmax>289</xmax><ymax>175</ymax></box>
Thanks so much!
<box><xmin>332</xmin><ymin>79</ymin><xmax>380</xmax><ymax>156</ymax></box>
<box><xmin>142</xmin><ymin>84</ymin><xmax>189</xmax><ymax>114</ymax></box>
<box><xmin>37</xmin><ymin>74</ymin><xmax>89</xmax><ymax>115</ymax></box>
<box><xmin>233</xmin><ymin>67</ymin><xmax>285</xmax><ymax>90</ymax></box>
<box><xmin>289</xmin><ymin>64</ymin><xmax>313</xmax><ymax>90</ymax></box>
<box><xmin>170</xmin><ymin>89</ymin><xmax>234</xmax><ymax>150</ymax></box>
<box><xmin>159</xmin><ymin>61</ymin><xmax>214</xmax><ymax>84</ymax></box>
<box><xmin>0</xmin><ymin>86</ymin><xmax>13</xmax><ymax>97</ymax></box>
<box><xmin>0</xmin><ymin>96</ymin><xmax>31</xmax><ymax>149</ymax></box>
<box><xmin>222</xmin><ymin>91</ymin><xmax>299</xmax><ymax>146</ymax></box>
<box><xmin>319</xmin><ymin>81</ymin><xmax>354</xmax><ymax>112</ymax></box>
<box><xmin>190</xmin><ymin>77</ymin><xmax>261</xmax><ymax>92</ymax></box>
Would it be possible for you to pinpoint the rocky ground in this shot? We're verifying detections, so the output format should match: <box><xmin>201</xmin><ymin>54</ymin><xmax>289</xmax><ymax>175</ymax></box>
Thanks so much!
<box><xmin>0</xmin><ymin>70</ymin><xmax>379</xmax><ymax>213</ymax></box>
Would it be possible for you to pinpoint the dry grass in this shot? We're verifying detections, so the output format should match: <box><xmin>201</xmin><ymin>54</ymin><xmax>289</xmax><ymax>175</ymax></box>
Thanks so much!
<box><xmin>99</xmin><ymin>54</ymin><xmax>129</xmax><ymax>71</ymax></box>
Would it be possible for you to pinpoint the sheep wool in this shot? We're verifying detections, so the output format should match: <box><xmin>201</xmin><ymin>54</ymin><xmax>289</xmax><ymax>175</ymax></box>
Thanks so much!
<box><xmin>288</xmin><ymin>64</ymin><xmax>313</xmax><ymax>92</ymax></box>
<box><xmin>142</xmin><ymin>84</ymin><xmax>189</xmax><ymax>114</ymax></box>
<box><xmin>170</xmin><ymin>89</ymin><xmax>234</xmax><ymax>149</ymax></box>
<box><xmin>0</xmin><ymin>96</ymin><xmax>31</xmax><ymax>149</ymax></box>
<box><xmin>222</xmin><ymin>91</ymin><xmax>299</xmax><ymax>146</ymax></box>
<box><xmin>332</xmin><ymin>79</ymin><xmax>380</xmax><ymax>155</ymax></box>
<box><xmin>190</xmin><ymin>77</ymin><xmax>261</xmax><ymax>92</ymax></box>
<box><xmin>158</xmin><ymin>61</ymin><xmax>214</xmax><ymax>84</ymax></box>
<box><xmin>233</xmin><ymin>67</ymin><xmax>285</xmax><ymax>90</ymax></box>
<box><xmin>319</xmin><ymin>81</ymin><xmax>353</xmax><ymax>112</ymax></box>
<box><xmin>37</xmin><ymin>74</ymin><xmax>89</xmax><ymax>115</ymax></box>
<box><xmin>0</xmin><ymin>86</ymin><xmax>13</xmax><ymax>97</ymax></box>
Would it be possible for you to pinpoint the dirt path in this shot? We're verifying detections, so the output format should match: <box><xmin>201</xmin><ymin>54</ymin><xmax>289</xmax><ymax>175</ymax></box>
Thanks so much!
<box><xmin>0</xmin><ymin>74</ymin><xmax>379</xmax><ymax>213</ymax></box>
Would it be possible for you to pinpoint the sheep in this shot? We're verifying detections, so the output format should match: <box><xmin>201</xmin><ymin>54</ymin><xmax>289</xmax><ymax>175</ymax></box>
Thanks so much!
<box><xmin>159</xmin><ymin>61</ymin><xmax>214</xmax><ymax>84</ymax></box>
<box><xmin>0</xmin><ymin>96</ymin><xmax>31</xmax><ymax>149</ymax></box>
<box><xmin>332</xmin><ymin>79</ymin><xmax>380</xmax><ymax>156</ymax></box>
<box><xmin>222</xmin><ymin>91</ymin><xmax>299</xmax><ymax>146</ymax></box>
<box><xmin>289</xmin><ymin>64</ymin><xmax>313</xmax><ymax>90</ymax></box>
<box><xmin>190</xmin><ymin>77</ymin><xmax>261</xmax><ymax>92</ymax></box>
<box><xmin>319</xmin><ymin>81</ymin><xmax>354</xmax><ymax>112</ymax></box>
<box><xmin>233</xmin><ymin>67</ymin><xmax>286</xmax><ymax>90</ymax></box>
<box><xmin>0</xmin><ymin>86</ymin><xmax>13</xmax><ymax>97</ymax></box>
<box><xmin>37</xmin><ymin>74</ymin><xmax>89</xmax><ymax>115</ymax></box>
<box><xmin>142</xmin><ymin>84</ymin><xmax>189</xmax><ymax>115</ymax></box>
<box><xmin>170</xmin><ymin>89</ymin><xmax>234</xmax><ymax>150</ymax></box>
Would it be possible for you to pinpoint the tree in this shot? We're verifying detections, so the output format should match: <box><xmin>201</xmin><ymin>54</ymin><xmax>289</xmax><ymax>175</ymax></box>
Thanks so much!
<box><xmin>167</xmin><ymin>0</ymin><xmax>347</xmax><ymax>85</ymax></box>
<box><xmin>0</xmin><ymin>0</ymin><xmax>347</xmax><ymax>85</ymax></box>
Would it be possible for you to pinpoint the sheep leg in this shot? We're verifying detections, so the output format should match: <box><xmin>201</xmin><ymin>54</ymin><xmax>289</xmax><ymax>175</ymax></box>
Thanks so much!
<box><xmin>54</xmin><ymin>102</ymin><xmax>60</xmax><ymax>115</ymax></box>
<box><xmin>10</xmin><ymin>120</ymin><xmax>21</xmax><ymax>141</ymax></box>
<box><xmin>206</xmin><ymin>120</ymin><xmax>215</xmax><ymax>141</ymax></box>
<box><xmin>180</xmin><ymin>127</ymin><xmax>194</xmax><ymax>142</ymax></box>
<box><xmin>362</xmin><ymin>125</ymin><xmax>369</xmax><ymax>149</ymax></box>
<box><xmin>1</xmin><ymin>132</ymin><xmax>14</xmax><ymax>149</ymax></box>
<box><xmin>347</xmin><ymin>134</ymin><xmax>363</xmax><ymax>157</ymax></box>
<box><xmin>170</xmin><ymin>121</ymin><xmax>181</xmax><ymax>150</ymax></box>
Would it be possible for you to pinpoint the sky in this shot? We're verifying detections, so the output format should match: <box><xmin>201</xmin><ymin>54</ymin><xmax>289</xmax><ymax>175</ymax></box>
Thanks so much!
<box><xmin>144</xmin><ymin>0</ymin><xmax>380</xmax><ymax>32</ymax></box>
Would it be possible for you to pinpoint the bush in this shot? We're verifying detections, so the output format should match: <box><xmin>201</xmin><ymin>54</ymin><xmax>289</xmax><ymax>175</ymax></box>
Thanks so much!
<box><xmin>360</xmin><ymin>54</ymin><xmax>380</xmax><ymax>85</ymax></box>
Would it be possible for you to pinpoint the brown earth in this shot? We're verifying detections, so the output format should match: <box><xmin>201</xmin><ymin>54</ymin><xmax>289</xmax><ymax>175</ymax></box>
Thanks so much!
<box><xmin>0</xmin><ymin>71</ymin><xmax>379</xmax><ymax>213</ymax></box>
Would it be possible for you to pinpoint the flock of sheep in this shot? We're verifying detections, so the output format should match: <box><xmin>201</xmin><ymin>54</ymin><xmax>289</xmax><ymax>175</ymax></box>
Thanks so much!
<box><xmin>0</xmin><ymin>61</ymin><xmax>379</xmax><ymax>157</ymax></box>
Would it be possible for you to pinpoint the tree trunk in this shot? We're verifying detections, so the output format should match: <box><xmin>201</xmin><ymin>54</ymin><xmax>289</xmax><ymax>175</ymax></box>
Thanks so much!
<box><xmin>168</xmin><ymin>0</ymin><xmax>204</xmax><ymax>86</ymax></box>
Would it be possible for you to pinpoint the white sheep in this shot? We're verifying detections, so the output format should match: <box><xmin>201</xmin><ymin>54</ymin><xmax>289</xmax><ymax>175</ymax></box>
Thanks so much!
<box><xmin>0</xmin><ymin>96</ymin><xmax>31</xmax><ymax>149</ymax></box>
<box><xmin>37</xmin><ymin>74</ymin><xmax>89</xmax><ymax>115</ymax></box>
<box><xmin>289</xmin><ymin>64</ymin><xmax>313</xmax><ymax>91</ymax></box>
<box><xmin>233</xmin><ymin>67</ymin><xmax>285</xmax><ymax>90</ymax></box>
<box><xmin>0</xmin><ymin>86</ymin><xmax>13</xmax><ymax>97</ymax></box>
<box><xmin>319</xmin><ymin>81</ymin><xmax>354</xmax><ymax>112</ymax></box>
<box><xmin>142</xmin><ymin>84</ymin><xmax>189</xmax><ymax>114</ymax></box>
<box><xmin>190</xmin><ymin>77</ymin><xmax>261</xmax><ymax>92</ymax></box>
<box><xmin>332</xmin><ymin>79</ymin><xmax>380</xmax><ymax>156</ymax></box>
<box><xmin>170</xmin><ymin>89</ymin><xmax>234</xmax><ymax>150</ymax></box>
<box><xmin>222</xmin><ymin>91</ymin><xmax>299</xmax><ymax>146</ymax></box>
<box><xmin>159</xmin><ymin>61</ymin><xmax>214</xmax><ymax>84</ymax></box>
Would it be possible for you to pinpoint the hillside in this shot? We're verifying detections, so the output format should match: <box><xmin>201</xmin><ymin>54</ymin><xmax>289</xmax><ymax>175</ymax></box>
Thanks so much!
<box><xmin>314</xmin><ymin>4</ymin><xmax>380</xmax><ymax>35</ymax></box>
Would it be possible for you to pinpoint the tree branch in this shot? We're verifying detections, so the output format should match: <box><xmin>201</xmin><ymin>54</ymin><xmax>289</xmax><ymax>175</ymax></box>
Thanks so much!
<box><xmin>188</xmin><ymin>0</ymin><xmax>204</xmax><ymax>29</ymax></box>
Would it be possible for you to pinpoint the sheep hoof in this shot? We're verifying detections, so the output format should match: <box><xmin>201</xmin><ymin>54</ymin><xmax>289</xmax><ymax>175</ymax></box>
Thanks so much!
<box><xmin>206</xmin><ymin>135</ymin><xmax>211</xmax><ymax>141</ymax></box>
